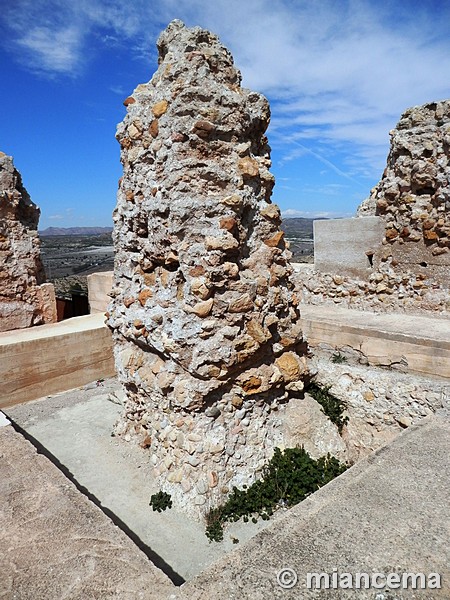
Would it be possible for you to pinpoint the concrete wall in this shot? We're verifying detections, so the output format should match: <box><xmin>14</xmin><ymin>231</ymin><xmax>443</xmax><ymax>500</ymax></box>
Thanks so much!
<box><xmin>0</xmin><ymin>313</ymin><xmax>115</xmax><ymax>409</ymax></box>
<box><xmin>314</xmin><ymin>216</ymin><xmax>385</xmax><ymax>278</ymax></box>
<box><xmin>87</xmin><ymin>272</ymin><xmax>113</xmax><ymax>313</ymax></box>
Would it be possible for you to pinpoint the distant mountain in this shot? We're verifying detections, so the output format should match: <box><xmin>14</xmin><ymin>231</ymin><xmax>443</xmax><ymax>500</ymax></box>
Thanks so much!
<box><xmin>39</xmin><ymin>218</ymin><xmax>322</xmax><ymax>238</ymax></box>
<box><xmin>281</xmin><ymin>217</ymin><xmax>315</xmax><ymax>238</ymax></box>
<box><xmin>40</xmin><ymin>227</ymin><xmax>113</xmax><ymax>236</ymax></box>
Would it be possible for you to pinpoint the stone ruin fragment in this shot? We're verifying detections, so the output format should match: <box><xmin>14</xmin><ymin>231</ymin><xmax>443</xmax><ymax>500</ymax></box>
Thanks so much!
<box><xmin>358</xmin><ymin>100</ymin><xmax>450</xmax><ymax>288</ymax></box>
<box><xmin>107</xmin><ymin>20</ymin><xmax>308</xmax><ymax>511</ymax></box>
<box><xmin>0</xmin><ymin>152</ymin><xmax>56</xmax><ymax>332</ymax></box>
<box><xmin>297</xmin><ymin>100</ymin><xmax>450</xmax><ymax>316</ymax></box>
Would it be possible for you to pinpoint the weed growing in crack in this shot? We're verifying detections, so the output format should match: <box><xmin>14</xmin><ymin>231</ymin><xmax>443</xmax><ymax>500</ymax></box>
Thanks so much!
<box><xmin>307</xmin><ymin>382</ymin><xmax>349</xmax><ymax>433</ymax></box>
<box><xmin>150</xmin><ymin>490</ymin><xmax>173</xmax><ymax>512</ymax></box>
<box><xmin>331</xmin><ymin>351</ymin><xmax>348</xmax><ymax>364</ymax></box>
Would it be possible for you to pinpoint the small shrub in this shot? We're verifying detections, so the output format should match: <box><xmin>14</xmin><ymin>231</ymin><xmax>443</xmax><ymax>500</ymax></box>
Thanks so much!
<box><xmin>205</xmin><ymin>508</ymin><xmax>225</xmax><ymax>542</ymax></box>
<box><xmin>331</xmin><ymin>351</ymin><xmax>347</xmax><ymax>364</ymax></box>
<box><xmin>307</xmin><ymin>382</ymin><xmax>349</xmax><ymax>433</ymax></box>
<box><xmin>205</xmin><ymin>447</ymin><xmax>347</xmax><ymax>541</ymax></box>
<box><xmin>150</xmin><ymin>490</ymin><xmax>172</xmax><ymax>512</ymax></box>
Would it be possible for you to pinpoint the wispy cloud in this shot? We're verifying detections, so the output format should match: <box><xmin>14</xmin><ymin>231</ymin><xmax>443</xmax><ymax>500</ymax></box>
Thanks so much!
<box><xmin>15</xmin><ymin>25</ymin><xmax>82</xmax><ymax>75</ymax></box>
<box><xmin>282</xmin><ymin>209</ymin><xmax>352</xmax><ymax>219</ymax></box>
<box><xmin>278</xmin><ymin>140</ymin><xmax>367</xmax><ymax>188</ymax></box>
<box><xmin>1</xmin><ymin>0</ymin><xmax>163</xmax><ymax>77</ymax></box>
<box><xmin>48</xmin><ymin>207</ymin><xmax>74</xmax><ymax>221</ymax></box>
<box><xmin>2</xmin><ymin>0</ymin><xmax>450</xmax><ymax>184</ymax></box>
<box><xmin>179</xmin><ymin>0</ymin><xmax>450</xmax><ymax>182</ymax></box>
<box><xmin>109</xmin><ymin>85</ymin><xmax>126</xmax><ymax>96</ymax></box>
<box><xmin>2</xmin><ymin>1</ymin><xmax>84</xmax><ymax>76</ymax></box>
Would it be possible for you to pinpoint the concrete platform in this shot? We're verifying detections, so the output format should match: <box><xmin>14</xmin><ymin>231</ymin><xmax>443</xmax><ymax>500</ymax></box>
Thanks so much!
<box><xmin>0</xmin><ymin>422</ymin><xmax>173</xmax><ymax>600</ymax></box>
<box><xmin>301</xmin><ymin>304</ymin><xmax>450</xmax><ymax>379</ymax></box>
<box><xmin>174</xmin><ymin>411</ymin><xmax>450</xmax><ymax>599</ymax></box>
<box><xmin>4</xmin><ymin>381</ymin><xmax>273</xmax><ymax>583</ymax></box>
<box><xmin>2</xmin><ymin>387</ymin><xmax>450</xmax><ymax>598</ymax></box>
<box><xmin>0</xmin><ymin>313</ymin><xmax>115</xmax><ymax>409</ymax></box>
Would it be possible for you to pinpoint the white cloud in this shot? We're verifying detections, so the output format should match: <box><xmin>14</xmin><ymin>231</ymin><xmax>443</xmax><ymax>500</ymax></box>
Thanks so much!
<box><xmin>180</xmin><ymin>0</ymin><xmax>450</xmax><ymax>181</ymax></box>
<box><xmin>1</xmin><ymin>0</ymin><xmax>163</xmax><ymax>76</ymax></box>
<box><xmin>282</xmin><ymin>209</ymin><xmax>352</xmax><ymax>219</ymax></box>
<box><xmin>109</xmin><ymin>85</ymin><xmax>126</xmax><ymax>96</ymax></box>
<box><xmin>2</xmin><ymin>0</ymin><xmax>450</xmax><ymax>182</ymax></box>
<box><xmin>16</xmin><ymin>25</ymin><xmax>82</xmax><ymax>75</ymax></box>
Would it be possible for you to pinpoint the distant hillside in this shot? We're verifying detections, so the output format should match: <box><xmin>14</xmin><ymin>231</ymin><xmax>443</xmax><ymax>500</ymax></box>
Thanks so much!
<box><xmin>40</xmin><ymin>219</ymin><xmax>320</xmax><ymax>238</ymax></box>
<box><xmin>40</xmin><ymin>227</ymin><xmax>113</xmax><ymax>236</ymax></box>
<box><xmin>281</xmin><ymin>217</ymin><xmax>314</xmax><ymax>238</ymax></box>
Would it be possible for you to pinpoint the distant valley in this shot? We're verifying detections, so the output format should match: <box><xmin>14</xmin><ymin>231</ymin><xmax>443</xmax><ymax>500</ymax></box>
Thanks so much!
<box><xmin>39</xmin><ymin>226</ymin><xmax>113</xmax><ymax>236</ymax></box>
<box><xmin>39</xmin><ymin>217</ymin><xmax>319</xmax><ymax>239</ymax></box>
<box><xmin>39</xmin><ymin>218</ymin><xmax>316</xmax><ymax>296</ymax></box>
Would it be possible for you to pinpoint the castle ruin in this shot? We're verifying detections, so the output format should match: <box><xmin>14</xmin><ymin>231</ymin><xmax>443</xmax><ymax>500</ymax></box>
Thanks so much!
<box><xmin>107</xmin><ymin>21</ymin><xmax>308</xmax><ymax>510</ymax></box>
<box><xmin>0</xmin><ymin>152</ymin><xmax>56</xmax><ymax>332</ymax></box>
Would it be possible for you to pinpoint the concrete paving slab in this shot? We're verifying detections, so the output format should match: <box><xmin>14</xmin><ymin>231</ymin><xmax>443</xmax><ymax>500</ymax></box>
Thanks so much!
<box><xmin>4</xmin><ymin>380</ymin><xmax>273</xmax><ymax>582</ymax></box>
<box><xmin>0</xmin><ymin>424</ymin><xmax>174</xmax><ymax>600</ymax></box>
<box><xmin>172</xmin><ymin>412</ymin><xmax>450</xmax><ymax>599</ymax></box>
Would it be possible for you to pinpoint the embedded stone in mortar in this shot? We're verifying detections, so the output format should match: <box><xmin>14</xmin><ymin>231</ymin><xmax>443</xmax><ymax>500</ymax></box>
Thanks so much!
<box><xmin>107</xmin><ymin>20</ymin><xmax>308</xmax><ymax>514</ymax></box>
<box><xmin>0</xmin><ymin>152</ymin><xmax>56</xmax><ymax>332</ymax></box>
<box><xmin>357</xmin><ymin>100</ymin><xmax>450</xmax><ymax>285</ymax></box>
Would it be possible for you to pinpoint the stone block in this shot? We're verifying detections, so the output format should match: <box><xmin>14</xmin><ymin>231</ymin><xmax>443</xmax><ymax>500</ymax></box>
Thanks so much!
<box><xmin>313</xmin><ymin>216</ymin><xmax>386</xmax><ymax>278</ymax></box>
<box><xmin>87</xmin><ymin>271</ymin><xmax>113</xmax><ymax>313</ymax></box>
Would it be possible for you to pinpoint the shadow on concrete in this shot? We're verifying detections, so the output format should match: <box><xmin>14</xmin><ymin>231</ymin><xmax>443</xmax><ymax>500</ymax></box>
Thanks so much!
<box><xmin>7</xmin><ymin>415</ymin><xmax>185</xmax><ymax>587</ymax></box>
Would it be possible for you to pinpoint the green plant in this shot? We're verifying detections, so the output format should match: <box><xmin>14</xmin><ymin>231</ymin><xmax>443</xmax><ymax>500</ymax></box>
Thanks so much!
<box><xmin>205</xmin><ymin>447</ymin><xmax>347</xmax><ymax>542</ymax></box>
<box><xmin>331</xmin><ymin>351</ymin><xmax>347</xmax><ymax>364</ymax></box>
<box><xmin>150</xmin><ymin>490</ymin><xmax>172</xmax><ymax>512</ymax></box>
<box><xmin>307</xmin><ymin>382</ymin><xmax>349</xmax><ymax>433</ymax></box>
<box><xmin>205</xmin><ymin>508</ymin><xmax>225</xmax><ymax>542</ymax></box>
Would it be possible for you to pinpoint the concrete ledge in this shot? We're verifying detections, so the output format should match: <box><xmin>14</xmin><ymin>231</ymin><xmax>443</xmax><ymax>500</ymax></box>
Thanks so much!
<box><xmin>175</xmin><ymin>413</ymin><xmax>450</xmax><ymax>599</ymax></box>
<box><xmin>301</xmin><ymin>304</ymin><xmax>450</xmax><ymax>379</ymax></box>
<box><xmin>0</xmin><ymin>425</ymin><xmax>173</xmax><ymax>599</ymax></box>
<box><xmin>0</xmin><ymin>314</ymin><xmax>115</xmax><ymax>409</ymax></box>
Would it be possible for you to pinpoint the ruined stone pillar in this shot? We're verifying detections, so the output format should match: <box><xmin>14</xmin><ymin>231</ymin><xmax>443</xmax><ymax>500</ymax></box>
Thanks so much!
<box><xmin>0</xmin><ymin>153</ymin><xmax>56</xmax><ymax>332</ymax></box>
<box><xmin>107</xmin><ymin>21</ymin><xmax>307</xmax><ymax>511</ymax></box>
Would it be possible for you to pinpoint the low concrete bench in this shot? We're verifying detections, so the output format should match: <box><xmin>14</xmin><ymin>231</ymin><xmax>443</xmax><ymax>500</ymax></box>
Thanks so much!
<box><xmin>301</xmin><ymin>304</ymin><xmax>450</xmax><ymax>380</ymax></box>
<box><xmin>0</xmin><ymin>313</ymin><xmax>115</xmax><ymax>409</ymax></box>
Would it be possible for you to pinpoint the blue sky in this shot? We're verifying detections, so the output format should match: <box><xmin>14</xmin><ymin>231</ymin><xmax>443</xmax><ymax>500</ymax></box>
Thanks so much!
<box><xmin>1</xmin><ymin>0</ymin><xmax>449</xmax><ymax>229</ymax></box>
